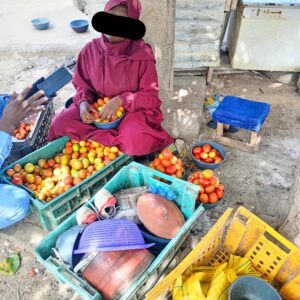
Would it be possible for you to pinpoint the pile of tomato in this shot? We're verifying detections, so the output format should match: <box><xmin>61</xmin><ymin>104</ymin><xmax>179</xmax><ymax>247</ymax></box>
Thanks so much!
<box><xmin>149</xmin><ymin>148</ymin><xmax>184</xmax><ymax>179</ymax></box>
<box><xmin>188</xmin><ymin>170</ymin><xmax>224</xmax><ymax>204</ymax></box>
<box><xmin>192</xmin><ymin>144</ymin><xmax>223</xmax><ymax>164</ymax></box>
<box><xmin>7</xmin><ymin>139</ymin><xmax>122</xmax><ymax>202</ymax></box>
<box><xmin>92</xmin><ymin>97</ymin><xmax>124</xmax><ymax>123</ymax></box>
<box><xmin>13</xmin><ymin>122</ymin><xmax>34</xmax><ymax>140</ymax></box>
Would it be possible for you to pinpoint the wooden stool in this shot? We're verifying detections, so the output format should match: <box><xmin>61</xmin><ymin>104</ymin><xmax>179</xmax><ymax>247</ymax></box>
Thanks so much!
<box><xmin>211</xmin><ymin>96</ymin><xmax>271</xmax><ymax>153</ymax></box>
<box><xmin>213</xmin><ymin>123</ymin><xmax>261</xmax><ymax>153</ymax></box>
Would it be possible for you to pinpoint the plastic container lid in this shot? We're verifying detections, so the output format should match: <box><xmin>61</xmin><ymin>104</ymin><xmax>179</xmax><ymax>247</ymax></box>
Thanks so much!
<box><xmin>137</xmin><ymin>193</ymin><xmax>185</xmax><ymax>239</ymax></box>
<box><xmin>73</xmin><ymin>219</ymin><xmax>155</xmax><ymax>254</ymax></box>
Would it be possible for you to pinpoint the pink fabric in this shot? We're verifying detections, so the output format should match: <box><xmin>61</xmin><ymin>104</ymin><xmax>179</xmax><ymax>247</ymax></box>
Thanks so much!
<box><xmin>48</xmin><ymin>0</ymin><xmax>173</xmax><ymax>155</ymax></box>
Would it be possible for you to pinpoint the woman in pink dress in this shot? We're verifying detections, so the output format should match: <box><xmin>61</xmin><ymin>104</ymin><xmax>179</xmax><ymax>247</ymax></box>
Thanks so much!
<box><xmin>48</xmin><ymin>0</ymin><xmax>173</xmax><ymax>156</ymax></box>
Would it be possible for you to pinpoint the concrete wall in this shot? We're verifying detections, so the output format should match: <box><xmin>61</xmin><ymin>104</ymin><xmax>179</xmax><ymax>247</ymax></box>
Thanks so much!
<box><xmin>73</xmin><ymin>0</ymin><xmax>176</xmax><ymax>115</ymax></box>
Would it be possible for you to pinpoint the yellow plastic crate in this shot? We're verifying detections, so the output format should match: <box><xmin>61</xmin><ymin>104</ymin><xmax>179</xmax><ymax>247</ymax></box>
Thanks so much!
<box><xmin>146</xmin><ymin>207</ymin><xmax>300</xmax><ymax>300</ymax></box>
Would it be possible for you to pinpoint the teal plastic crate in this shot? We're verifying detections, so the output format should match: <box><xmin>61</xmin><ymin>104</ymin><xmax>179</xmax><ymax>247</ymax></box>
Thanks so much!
<box><xmin>35</xmin><ymin>162</ymin><xmax>204</xmax><ymax>300</ymax></box>
<box><xmin>0</xmin><ymin>136</ymin><xmax>132</xmax><ymax>231</ymax></box>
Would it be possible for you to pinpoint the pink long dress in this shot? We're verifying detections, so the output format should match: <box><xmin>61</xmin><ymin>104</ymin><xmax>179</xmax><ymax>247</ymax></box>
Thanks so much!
<box><xmin>48</xmin><ymin>0</ymin><xmax>173</xmax><ymax>156</ymax></box>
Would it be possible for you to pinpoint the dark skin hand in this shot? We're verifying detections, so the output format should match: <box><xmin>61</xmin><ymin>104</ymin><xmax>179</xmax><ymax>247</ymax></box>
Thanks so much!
<box><xmin>79</xmin><ymin>101</ymin><xmax>98</xmax><ymax>124</ymax></box>
<box><xmin>98</xmin><ymin>96</ymin><xmax>122</xmax><ymax>122</ymax></box>
<box><xmin>0</xmin><ymin>87</ymin><xmax>48</xmax><ymax>135</ymax></box>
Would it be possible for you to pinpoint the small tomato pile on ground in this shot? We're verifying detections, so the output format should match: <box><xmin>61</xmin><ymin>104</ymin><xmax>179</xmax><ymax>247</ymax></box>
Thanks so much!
<box><xmin>13</xmin><ymin>122</ymin><xmax>34</xmax><ymax>140</ymax></box>
<box><xmin>92</xmin><ymin>97</ymin><xmax>125</xmax><ymax>123</ymax></box>
<box><xmin>149</xmin><ymin>148</ymin><xmax>184</xmax><ymax>178</ymax></box>
<box><xmin>192</xmin><ymin>144</ymin><xmax>223</xmax><ymax>164</ymax></box>
<box><xmin>6</xmin><ymin>139</ymin><xmax>122</xmax><ymax>202</ymax></box>
<box><xmin>188</xmin><ymin>169</ymin><xmax>224</xmax><ymax>204</ymax></box>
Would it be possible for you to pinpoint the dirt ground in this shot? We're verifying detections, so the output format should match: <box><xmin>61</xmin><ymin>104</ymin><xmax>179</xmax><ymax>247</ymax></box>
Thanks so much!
<box><xmin>0</xmin><ymin>52</ymin><xmax>300</xmax><ymax>299</ymax></box>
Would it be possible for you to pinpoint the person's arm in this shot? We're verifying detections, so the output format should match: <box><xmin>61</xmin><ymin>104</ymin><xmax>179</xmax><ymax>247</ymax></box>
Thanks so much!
<box><xmin>0</xmin><ymin>88</ymin><xmax>48</xmax><ymax>168</ymax></box>
<box><xmin>120</xmin><ymin>60</ymin><xmax>162</xmax><ymax>112</ymax></box>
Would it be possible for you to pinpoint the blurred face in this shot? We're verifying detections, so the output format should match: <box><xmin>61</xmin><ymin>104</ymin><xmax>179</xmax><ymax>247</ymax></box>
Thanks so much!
<box><xmin>105</xmin><ymin>5</ymin><xmax>128</xmax><ymax>43</ymax></box>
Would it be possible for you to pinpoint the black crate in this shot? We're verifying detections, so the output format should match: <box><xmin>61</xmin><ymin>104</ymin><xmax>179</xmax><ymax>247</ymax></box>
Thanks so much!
<box><xmin>4</xmin><ymin>101</ymin><xmax>55</xmax><ymax>167</ymax></box>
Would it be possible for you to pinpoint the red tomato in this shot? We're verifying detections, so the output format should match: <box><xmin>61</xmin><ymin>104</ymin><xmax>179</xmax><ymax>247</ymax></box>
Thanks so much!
<box><xmin>214</xmin><ymin>157</ymin><xmax>223</xmax><ymax>163</ymax></box>
<box><xmin>193</xmin><ymin>171</ymin><xmax>201</xmax><ymax>179</ymax></box>
<box><xmin>200</xmin><ymin>194</ymin><xmax>209</xmax><ymax>204</ymax></box>
<box><xmin>198</xmin><ymin>178</ymin><xmax>210</xmax><ymax>187</ymax></box>
<box><xmin>215</xmin><ymin>188</ymin><xmax>224</xmax><ymax>199</ymax></box>
<box><xmin>161</xmin><ymin>149</ymin><xmax>173</xmax><ymax>160</ymax></box>
<box><xmin>205</xmin><ymin>185</ymin><xmax>215</xmax><ymax>194</ymax></box>
<box><xmin>204</xmin><ymin>158</ymin><xmax>214</xmax><ymax>163</ymax></box>
<box><xmin>188</xmin><ymin>178</ymin><xmax>194</xmax><ymax>183</ymax></box>
<box><xmin>153</xmin><ymin>158</ymin><xmax>161</xmax><ymax>167</ymax></box>
<box><xmin>203</xmin><ymin>144</ymin><xmax>212</xmax><ymax>153</ymax></box>
<box><xmin>71</xmin><ymin>139</ymin><xmax>80</xmax><ymax>144</ymax></box>
<box><xmin>166</xmin><ymin>166</ymin><xmax>177</xmax><ymax>175</ymax></box>
<box><xmin>218</xmin><ymin>184</ymin><xmax>224</xmax><ymax>190</ymax></box>
<box><xmin>208</xmin><ymin>192</ymin><xmax>218</xmax><ymax>204</ymax></box>
<box><xmin>149</xmin><ymin>162</ymin><xmax>155</xmax><ymax>169</ymax></box>
<box><xmin>175</xmin><ymin>160</ymin><xmax>183</xmax><ymax>169</ymax></box>
<box><xmin>192</xmin><ymin>147</ymin><xmax>202</xmax><ymax>155</ymax></box>
<box><xmin>210</xmin><ymin>176</ymin><xmax>217</xmax><ymax>186</ymax></box>
<box><xmin>199</xmin><ymin>185</ymin><xmax>205</xmax><ymax>195</ymax></box>
<box><xmin>161</xmin><ymin>159</ymin><xmax>171</xmax><ymax>168</ymax></box>
<box><xmin>156</xmin><ymin>164</ymin><xmax>166</xmax><ymax>173</ymax></box>
<box><xmin>176</xmin><ymin>170</ymin><xmax>183</xmax><ymax>178</ymax></box>
<box><xmin>194</xmin><ymin>154</ymin><xmax>200</xmax><ymax>159</ymax></box>
<box><xmin>200</xmin><ymin>152</ymin><xmax>208</xmax><ymax>159</ymax></box>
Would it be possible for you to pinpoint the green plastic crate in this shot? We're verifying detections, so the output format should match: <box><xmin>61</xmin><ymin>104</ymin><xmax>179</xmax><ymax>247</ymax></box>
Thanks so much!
<box><xmin>35</xmin><ymin>162</ymin><xmax>204</xmax><ymax>300</ymax></box>
<box><xmin>0</xmin><ymin>136</ymin><xmax>133</xmax><ymax>231</ymax></box>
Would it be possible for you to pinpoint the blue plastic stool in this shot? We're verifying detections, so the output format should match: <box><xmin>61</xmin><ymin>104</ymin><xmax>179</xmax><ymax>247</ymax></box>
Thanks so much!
<box><xmin>212</xmin><ymin>96</ymin><xmax>271</xmax><ymax>153</ymax></box>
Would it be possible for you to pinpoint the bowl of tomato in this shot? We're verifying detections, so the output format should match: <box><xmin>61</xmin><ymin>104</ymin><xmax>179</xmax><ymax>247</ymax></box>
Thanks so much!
<box><xmin>188</xmin><ymin>169</ymin><xmax>225</xmax><ymax>209</ymax></box>
<box><xmin>191</xmin><ymin>140</ymin><xmax>226</xmax><ymax>170</ymax></box>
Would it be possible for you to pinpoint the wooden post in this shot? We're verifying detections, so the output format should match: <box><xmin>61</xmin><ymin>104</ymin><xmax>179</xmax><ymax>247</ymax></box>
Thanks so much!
<box><xmin>207</xmin><ymin>67</ymin><xmax>214</xmax><ymax>84</ymax></box>
<box><xmin>216</xmin><ymin>123</ymin><xmax>224</xmax><ymax>137</ymax></box>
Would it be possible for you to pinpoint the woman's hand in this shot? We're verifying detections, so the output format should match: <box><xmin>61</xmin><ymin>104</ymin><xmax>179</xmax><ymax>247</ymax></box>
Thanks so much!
<box><xmin>0</xmin><ymin>87</ymin><xmax>48</xmax><ymax>135</ymax></box>
<box><xmin>80</xmin><ymin>101</ymin><xmax>98</xmax><ymax>124</ymax></box>
<box><xmin>99</xmin><ymin>96</ymin><xmax>122</xmax><ymax>122</ymax></box>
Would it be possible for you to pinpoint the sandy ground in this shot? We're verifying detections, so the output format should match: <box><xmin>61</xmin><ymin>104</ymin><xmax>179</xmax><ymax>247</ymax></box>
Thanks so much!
<box><xmin>0</xmin><ymin>52</ymin><xmax>299</xmax><ymax>299</ymax></box>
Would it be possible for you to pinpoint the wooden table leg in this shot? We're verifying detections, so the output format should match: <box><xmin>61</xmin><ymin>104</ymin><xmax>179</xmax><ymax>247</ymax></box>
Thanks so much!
<box><xmin>216</xmin><ymin>123</ymin><xmax>224</xmax><ymax>137</ymax></box>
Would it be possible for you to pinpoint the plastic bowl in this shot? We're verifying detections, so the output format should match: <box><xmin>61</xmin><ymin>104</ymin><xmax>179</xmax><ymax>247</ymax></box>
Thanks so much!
<box><xmin>31</xmin><ymin>18</ymin><xmax>50</xmax><ymax>30</ymax></box>
<box><xmin>70</xmin><ymin>19</ymin><xmax>89</xmax><ymax>33</ymax></box>
<box><xmin>93</xmin><ymin>113</ymin><xmax>125</xmax><ymax>129</ymax></box>
<box><xmin>139</xmin><ymin>224</ymin><xmax>170</xmax><ymax>255</ymax></box>
<box><xmin>191</xmin><ymin>140</ymin><xmax>226</xmax><ymax>170</ymax></box>
<box><xmin>229</xmin><ymin>276</ymin><xmax>281</xmax><ymax>300</ymax></box>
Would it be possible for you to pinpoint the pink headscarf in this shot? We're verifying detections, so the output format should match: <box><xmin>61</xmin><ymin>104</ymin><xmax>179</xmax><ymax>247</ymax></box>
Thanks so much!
<box><xmin>104</xmin><ymin>0</ymin><xmax>142</xmax><ymax>20</ymax></box>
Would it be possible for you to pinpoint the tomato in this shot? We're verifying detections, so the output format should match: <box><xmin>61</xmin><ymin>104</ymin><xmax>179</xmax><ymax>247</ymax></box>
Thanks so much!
<box><xmin>13</xmin><ymin>164</ymin><xmax>22</xmax><ymax>173</ymax></box>
<box><xmin>199</xmin><ymin>194</ymin><xmax>209</xmax><ymax>204</ymax></box>
<box><xmin>215</xmin><ymin>188</ymin><xmax>224</xmax><ymax>199</ymax></box>
<box><xmin>64</xmin><ymin>176</ymin><xmax>73</xmax><ymax>185</ymax></box>
<box><xmin>78</xmin><ymin>170</ymin><xmax>87</xmax><ymax>180</ymax></box>
<box><xmin>194</xmin><ymin>154</ymin><xmax>200</xmax><ymax>159</ymax></box>
<box><xmin>73</xmin><ymin>177</ymin><xmax>82</xmax><ymax>186</ymax></box>
<box><xmin>193</xmin><ymin>171</ymin><xmax>201</xmax><ymax>179</ymax></box>
<box><xmin>25</xmin><ymin>174</ymin><xmax>35</xmax><ymax>184</ymax></box>
<box><xmin>205</xmin><ymin>185</ymin><xmax>215</xmax><ymax>194</ymax></box>
<box><xmin>175</xmin><ymin>170</ymin><xmax>183</xmax><ymax>178</ymax></box>
<box><xmin>65</xmin><ymin>147</ymin><xmax>73</xmax><ymax>155</ymax></box>
<box><xmin>71</xmin><ymin>139</ymin><xmax>80</xmax><ymax>144</ymax></box>
<box><xmin>204</xmin><ymin>158</ymin><xmax>214</xmax><ymax>163</ymax></box>
<box><xmin>161</xmin><ymin>149</ymin><xmax>173</xmax><ymax>160</ymax></box>
<box><xmin>47</xmin><ymin>159</ymin><xmax>55</xmax><ymax>167</ymax></box>
<box><xmin>170</xmin><ymin>156</ymin><xmax>178</xmax><ymax>165</ymax></box>
<box><xmin>24</xmin><ymin>163</ymin><xmax>35</xmax><ymax>174</ymax></box>
<box><xmin>214</xmin><ymin>157</ymin><xmax>223</xmax><ymax>163</ymax></box>
<box><xmin>192</xmin><ymin>147</ymin><xmax>202</xmax><ymax>155</ymax></box>
<box><xmin>188</xmin><ymin>178</ymin><xmax>194</xmax><ymax>183</ymax></box>
<box><xmin>175</xmin><ymin>160</ymin><xmax>183</xmax><ymax>170</ymax></box>
<box><xmin>72</xmin><ymin>144</ymin><xmax>80</xmax><ymax>152</ymax></box>
<box><xmin>27</xmin><ymin>184</ymin><xmax>37</xmax><ymax>191</ymax></box>
<box><xmin>198</xmin><ymin>178</ymin><xmax>211</xmax><ymax>187</ymax></box>
<box><xmin>153</xmin><ymin>158</ymin><xmax>161</xmax><ymax>167</ymax></box>
<box><xmin>200</xmin><ymin>152</ymin><xmax>208</xmax><ymax>159</ymax></box>
<box><xmin>65</xmin><ymin>141</ymin><xmax>73</xmax><ymax>148</ymax></box>
<box><xmin>208</xmin><ymin>151</ymin><xmax>216</xmax><ymax>159</ymax></box>
<box><xmin>161</xmin><ymin>159</ymin><xmax>171</xmax><ymax>168</ymax></box>
<box><xmin>203</xmin><ymin>144</ymin><xmax>211</xmax><ymax>153</ymax></box>
<box><xmin>156</xmin><ymin>164</ymin><xmax>166</xmax><ymax>173</ymax></box>
<box><xmin>166</xmin><ymin>166</ymin><xmax>177</xmax><ymax>175</ymax></box>
<box><xmin>149</xmin><ymin>162</ymin><xmax>155</xmax><ymax>169</ymax></box>
<box><xmin>208</xmin><ymin>192</ymin><xmax>218</xmax><ymax>204</ymax></box>
<box><xmin>202</xmin><ymin>169</ymin><xmax>215</xmax><ymax>179</ymax></box>
<box><xmin>199</xmin><ymin>185</ymin><xmax>205</xmax><ymax>195</ymax></box>
<box><xmin>218</xmin><ymin>184</ymin><xmax>224</xmax><ymax>190</ymax></box>
<box><xmin>44</xmin><ymin>169</ymin><xmax>53</xmax><ymax>177</ymax></box>
<box><xmin>6</xmin><ymin>169</ymin><xmax>15</xmax><ymax>177</ymax></box>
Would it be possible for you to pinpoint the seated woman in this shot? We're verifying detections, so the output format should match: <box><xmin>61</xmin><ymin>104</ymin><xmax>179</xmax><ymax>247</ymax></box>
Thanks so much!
<box><xmin>48</xmin><ymin>0</ymin><xmax>173</xmax><ymax>156</ymax></box>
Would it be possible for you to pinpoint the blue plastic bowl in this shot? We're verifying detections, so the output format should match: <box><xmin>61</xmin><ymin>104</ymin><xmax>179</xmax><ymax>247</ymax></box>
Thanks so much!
<box><xmin>191</xmin><ymin>140</ymin><xmax>226</xmax><ymax>170</ymax></box>
<box><xmin>93</xmin><ymin>113</ymin><xmax>125</xmax><ymax>129</ymax></box>
<box><xmin>70</xmin><ymin>19</ymin><xmax>89</xmax><ymax>33</ymax></box>
<box><xmin>229</xmin><ymin>276</ymin><xmax>281</xmax><ymax>300</ymax></box>
<box><xmin>31</xmin><ymin>18</ymin><xmax>50</xmax><ymax>30</ymax></box>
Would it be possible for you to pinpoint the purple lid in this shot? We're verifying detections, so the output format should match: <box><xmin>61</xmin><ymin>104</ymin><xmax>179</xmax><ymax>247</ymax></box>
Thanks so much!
<box><xmin>73</xmin><ymin>219</ymin><xmax>155</xmax><ymax>254</ymax></box>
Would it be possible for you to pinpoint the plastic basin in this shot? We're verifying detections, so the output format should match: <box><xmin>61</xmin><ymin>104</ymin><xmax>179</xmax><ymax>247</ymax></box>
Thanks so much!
<box><xmin>93</xmin><ymin>113</ymin><xmax>125</xmax><ymax>129</ymax></box>
<box><xmin>70</xmin><ymin>19</ymin><xmax>89</xmax><ymax>33</ymax></box>
<box><xmin>31</xmin><ymin>18</ymin><xmax>50</xmax><ymax>30</ymax></box>
<box><xmin>228</xmin><ymin>276</ymin><xmax>281</xmax><ymax>300</ymax></box>
<box><xmin>191</xmin><ymin>140</ymin><xmax>226</xmax><ymax>170</ymax></box>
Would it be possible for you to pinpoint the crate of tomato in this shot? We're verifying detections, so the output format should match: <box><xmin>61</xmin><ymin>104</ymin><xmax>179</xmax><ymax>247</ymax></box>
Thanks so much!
<box><xmin>0</xmin><ymin>136</ymin><xmax>132</xmax><ymax>231</ymax></box>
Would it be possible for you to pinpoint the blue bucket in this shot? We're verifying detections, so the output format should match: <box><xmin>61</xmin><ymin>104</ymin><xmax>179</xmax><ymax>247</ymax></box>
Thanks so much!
<box><xmin>93</xmin><ymin>113</ymin><xmax>125</xmax><ymax>129</ymax></box>
<box><xmin>228</xmin><ymin>276</ymin><xmax>281</xmax><ymax>300</ymax></box>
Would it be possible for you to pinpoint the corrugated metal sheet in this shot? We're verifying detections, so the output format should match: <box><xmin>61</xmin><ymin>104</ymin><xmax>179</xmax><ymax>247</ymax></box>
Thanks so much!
<box><xmin>175</xmin><ymin>0</ymin><xmax>226</xmax><ymax>70</ymax></box>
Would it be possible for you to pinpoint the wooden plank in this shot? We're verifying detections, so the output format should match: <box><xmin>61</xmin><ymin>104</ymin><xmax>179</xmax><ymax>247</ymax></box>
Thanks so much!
<box><xmin>224</xmin><ymin>0</ymin><xmax>232</xmax><ymax>12</ymax></box>
<box><xmin>216</xmin><ymin>122</ymin><xmax>224</xmax><ymax>137</ymax></box>
<box><xmin>207</xmin><ymin>67</ymin><xmax>214</xmax><ymax>83</ymax></box>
